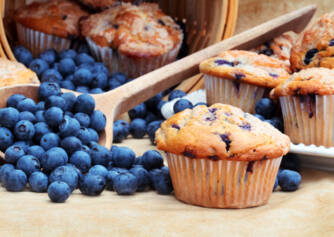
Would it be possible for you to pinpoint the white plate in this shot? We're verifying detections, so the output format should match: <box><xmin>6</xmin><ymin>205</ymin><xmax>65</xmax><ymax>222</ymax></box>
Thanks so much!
<box><xmin>290</xmin><ymin>143</ymin><xmax>334</xmax><ymax>172</ymax></box>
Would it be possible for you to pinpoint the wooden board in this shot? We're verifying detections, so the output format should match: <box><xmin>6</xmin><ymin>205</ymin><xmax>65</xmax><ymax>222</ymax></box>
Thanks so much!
<box><xmin>0</xmin><ymin>137</ymin><xmax>334</xmax><ymax>236</ymax></box>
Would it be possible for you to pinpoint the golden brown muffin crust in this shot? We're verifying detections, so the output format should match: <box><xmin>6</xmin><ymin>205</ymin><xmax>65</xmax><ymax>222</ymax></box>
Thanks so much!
<box><xmin>0</xmin><ymin>58</ymin><xmax>39</xmax><ymax>87</ymax></box>
<box><xmin>199</xmin><ymin>50</ymin><xmax>290</xmax><ymax>88</ymax></box>
<box><xmin>270</xmin><ymin>68</ymin><xmax>334</xmax><ymax>98</ymax></box>
<box><xmin>290</xmin><ymin>12</ymin><xmax>334</xmax><ymax>71</ymax></box>
<box><xmin>155</xmin><ymin>104</ymin><xmax>290</xmax><ymax>161</ymax></box>
<box><xmin>14</xmin><ymin>0</ymin><xmax>89</xmax><ymax>38</ymax></box>
<box><xmin>80</xmin><ymin>3</ymin><xmax>183</xmax><ymax>58</ymax></box>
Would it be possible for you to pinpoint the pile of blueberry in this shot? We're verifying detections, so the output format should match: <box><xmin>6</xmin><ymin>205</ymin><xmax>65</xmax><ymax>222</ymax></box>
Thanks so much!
<box><xmin>0</xmin><ymin>82</ymin><xmax>172</xmax><ymax>203</ymax></box>
<box><xmin>254</xmin><ymin>98</ymin><xmax>283</xmax><ymax>132</ymax></box>
<box><xmin>14</xmin><ymin>45</ymin><xmax>128</xmax><ymax>94</ymax></box>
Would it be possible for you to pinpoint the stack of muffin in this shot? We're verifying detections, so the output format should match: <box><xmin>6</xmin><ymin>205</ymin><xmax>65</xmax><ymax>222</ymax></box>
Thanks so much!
<box><xmin>13</xmin><ymin>0</ymin><xmax>183</xmax><ymax>78</ymax></box>
<box><xmin>156</xmin><ymin>12</ymin><xmax>334</xmax><ymax>209</ymax></box>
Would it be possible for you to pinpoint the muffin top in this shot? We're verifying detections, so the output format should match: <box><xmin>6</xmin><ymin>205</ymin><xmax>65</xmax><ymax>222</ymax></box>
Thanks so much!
<box><xmin>15</xmin><ymin>0</ymin><xmax>89</xmax><ymax>38</ymax></box>
<box><xmin>0</xmin><ymin>59</ymin><xmax>39</xmax><ymax>87</ymax></box>
<box><xmin>76</xmin><ymin>0</ymin><xmax>136</xmax><ymax>10</ymax></box>
<box><xmin>80</xmin><ymin>3</ymin><xmax>183</xmax><ymax>57</ymax></box>
<box><xmin>199</xmin><ymin>50</ymin><xmax>290</xmax><ymax>88</ymax></box>
<box><xmin>155</xmin><ymin>103</ymin><xmax>290</xmax><ymax>161</ymax></box>
<box><xmin>290</xmin><ymin>12</ymin><xmax>334</xmax><ymax>71</ymax></box>
<box><xmin>270</xmin><ymin>68</ymin><xmax>334</xmax><ymax>98</ymax></box>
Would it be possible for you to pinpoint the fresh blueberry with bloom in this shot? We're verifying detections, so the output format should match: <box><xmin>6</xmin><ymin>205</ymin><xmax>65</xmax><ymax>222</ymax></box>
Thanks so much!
<box><xmin>111</xmin><ymin>146</ymin><xmax>135</xmax><ymax>169</ymax></box>
<box><xmin>79</xmin><ymin>174</ymin><xmax>106</xmax><ymax>196</ymax></box>
<box><xmin>29</xmin><ymin>171</ymin><xmax>48</xmax><ymax>192</ymax></box>
<box><xmin>3</xmin><ymin>169</ymin><xmax>27</xmax><ymax>192</ymax></box>
<box><xmin>49</xmin><ymin>165</ymin><xmax>79</xmax><ymax>192</ymax></box>
<box><xmin>16</xmin><ymin>155</ymin><xmax>41</xmax><ymax>176</ymax></box>
<box><xmin>48</xmin><ymin>181</ymin><xmax>71</xmax><ymax>203</ymax></box>
<box><xmin>70</xmin><ymin>150</ymin><xmax>91</xmax><ymax>173</ymax></box>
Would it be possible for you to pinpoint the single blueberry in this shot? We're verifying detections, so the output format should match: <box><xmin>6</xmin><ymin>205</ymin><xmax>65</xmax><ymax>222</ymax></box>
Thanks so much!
<box><xmin>73</xmin><ymin>68</ymin><xmax>93</xmax><ymax>86</ymax></box>
<box><xmin>61</xmin><ymin>92</ymin><xmax>77</xmax><ymax>112</ymax></box>
<box><xmin>45</xmin><ymin>107</ymin><xmax>64</xmax><ymax>127</ymax></box>
<box><xmin>92</xmin><ymin>62</ymin><xmax>109</xmax><ymax>76</ymax></box>
<box><xmin>59</xmin><ymin>49</ymin><xmax>77</xmax><ymax>59</ymax></box>
<box><xmin>112</xmin><ymin>120</ymin><xmax>130</xmax><ymax>143</ymax></box>
<box><xmin>111</xmin><ymin>146</ymin><xmax>135</xmax><ymax>169</ymax></box>
<box><xmin>128</xmin><ymin>103</ymin><xmax>147</xmax><ymax>120</ymax></box>
<box><xmin>88</xmin><ymin>128</ymin><xmax>99</xmax><ymax>143</ymax></box>
<box><xmin>60</xmin><ymin>136</ymin><xmax>82</xmax><ymax>155</ymax></box>
<box><xmin>12</xmin><ymin>141</ymin><xmax>31</xmax><ymax>153</ymax></box>
<box><xmin>48</xmin><ymin>181</ymin><xmax>71</xmax><ymax>203</ymax></box>
<box><xmin>111</xmin><ymin>72</ymin><xmax>127</xmax><ymax>84</ymax></box>
<box><xmin>38</xmin><ymin>82</ymin><xmax>61</xmax><ymax>100</ymax></box>
<box><xmin>168</xmin><ymin>90</ymin><xmax>186</xmax><ymax>101</ymax></box>
<box><xmin>141</xmin><ymin>150</ymin><xmax>164</xmax><ymax>170</ymax></box>
<box><xmin>0</xmin><ymin>107</ymin><xmax>20</xmax><ymax>128</ymax></box>
<box><xmin>61</xmin><ymin>80</ymin><xmax>76</xmax><ymax>90</ymax></box>
<box><xmin>40</xmin><ymin>49</ymin><xmax>57</xmax><ymax>64</ymax></box>
<box><xmin>49</xmin><ymin>165</ymin><xmax>79</xmax><ymax>192</ymax></box>
<box><xmin>16</xmin><ymin>155</ymin><xmax>40</xmax><ymax>176</ymax></box>
<box><xmin>7</xmin><ymin>94</ymin><xmax>26</xmax><ymax>108</ymax></box>
<box><xmin>173</xmin><ymin>99</ymin><xmax>193</xmax><ymax>113</ymax></box>
<box><xmin>130</xmin><ymin>118</ymin><xmax>147</xmax><ymax>138</ymax></box>
<box><xmin>89</xmin><ymin>165</ymin><xmax>108</xmax><ymax>181</ymax></box>
<box><xmin>3</xmin><ymin>169</ymin><xmax>27</xmax><ymax>192</ymax></box>
<box><xmin>151</xmin><ymin>167</ymin><xmax>173</xmax><ymax>195</ymax></box>
<box><xmin>29</xmin><ymin>171</ymin><xmax>48</xmax><ymax>192</ymax></box>
<box><xmin>266</xmin><ymin>117</ymin><xmax>284</xmax><ymax>132</ymax></box>
<box><xmin>41</xmin><ymin>69</ymin><xmax>63</xmax><ymax>83</ymax></box>
<box><xmin>90</xmin><ymin>110</ymin><xmax>106</xmax><ymax>132</ymax></box>
<box><xmin>27</xmin><ymin>145</ymin><xmax>45</xmax><ymax>162</ymax></box>
<box><xmin>40</xmin><ymin>133</ymin><xmax>60</xmax><ymax>150</ymax></box>
<box><xmin>59</xmin><ymin>116</ymin><xmax>81</xmax><ymax>137</ymax></box>
<box><xmin>29</xmin><ymin>58</ymin><xmax>49</xmax><ymax>77</ymax></box>
<box><xmin>59</xmin><ymin>58</ymin><xmax>76</xmax><ymax>76</ymax></box>
<box><xmin>41</xmin><ymin>147</ymin><xmax>68</xmax><ymax>173</ymax></box>
<box><xmin>17</xmin><ymin>98</ymin><xmax>37</xmax><ymax>113</ymax></box>
<box><xmin>89</xmin><ymin>142</ymin><xmax>112</xmax><ymax>166</ymax></box>
<box><xmin>74</xmin><ymin>112</ymin><xmax>90</xmax><ymax>127</ymax></box>
<box><xmin>45</xmin><ymin>96</ymin><xmax>66</xmax><ymax>110</ymax></box>
<box><xmin>129</xmin><ymin>166</ymin><xmax>150</xmax><ymax>192</ymax></box>
<box><xmin>91</xmin><ymin>73</ymin><xmax>108</xmax><ymax>89</ymax></box>
<box><xmin>74</xmin><ymin>94</ymin><xmax>95</xmax><ymax>114</ymax></box>
<box><xmin>0</xmin><ymin>164</ymin><xmax>15</xmax><ymax>183</ymax></box>
<box><xmin>278</xmin><ymin>169</ymin><xmax>301</xmax><ymax>191</ymax></box>
<box><xmin>5</xmin><ymin>145</ymin><xmax>25</xmax><ymax>164</ymax></box>
<box><xmin>70</xmin><ymin>150</ymin><xmax>91</xmax><ymax>173</ymax></box>
<box><xmin>76</xmin><ymin>127</ymin><xmax>92</xmax><ymax>145</ymax></box>
<box><xmin>13</xmin><ymin>46</ymin><xmax>33</xmax><ymax>66</ymax></box>
<box><xmin>14</xmin><ymin>120</ymin><xmax>35</xmax><ymax>141</ymax></box>
<box><xmin>146</xmin><ymin>120</ymin><xmax>163</xmax><ymax>144</ymax></box>
<box><xmin>79</xmin><ymin>174</ymin><xmax>106</xmax><ymax>196</ymax></box>
<box><xmin>108</xmin><ymin>79</ymin><xmax>122</xmax><ymax>90</ymax></box>
<box><xmin>19</xmin><ymin>111</ymin><xmax>36</xmax><ymax>123</ymax></box>
<box><xmin>75</xmin><ymin>53</ymin><xmax>94</xmax><ymax>65</ymax></box>
<box><xmin>113</xmin><ymin>172</ymin><xmax>138</xmax><ymax>195</ymax></box>
<box><xmin>255</xmin><ymin>98</ymin><xmax>276</xmax><ymax>119</ymax></box>
<box><xmin>34</xmin><ymin>122</ymin><xmax>51</xmax><ymax>142</ymax></box>
<box><xmin>106</xmin><ymin>170</ymin><xmax>118</xmax><ymax>190</ymax></box>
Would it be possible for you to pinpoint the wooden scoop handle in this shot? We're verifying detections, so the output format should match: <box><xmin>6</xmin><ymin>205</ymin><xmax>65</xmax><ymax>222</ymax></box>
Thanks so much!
<box><xmin>93</xmin><ymin>5</ymin><xmax>316</xmax><ymax>120</ymax></box>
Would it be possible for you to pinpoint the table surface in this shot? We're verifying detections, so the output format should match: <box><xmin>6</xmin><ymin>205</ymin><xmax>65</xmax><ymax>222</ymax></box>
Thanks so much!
<box><xmin>0</xmin><ymin>138</ymin><xmax>334</xmax><ymax>237</ymax></box>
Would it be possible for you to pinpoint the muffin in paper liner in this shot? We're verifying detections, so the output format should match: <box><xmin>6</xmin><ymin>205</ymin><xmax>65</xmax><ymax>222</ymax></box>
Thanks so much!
<box><xmin>81</xmin><ymin>3</ymin><xmax>183</xmax><ymax>78</ymax></box>
<box><xmin>155</xmin><ymin>103</ymin><xmax>290</xmax><ymax>208</ymax></box>
<box><xmin>16</xmin><ymin>23</ymin><xmax>72</xmax><ymax>57</ymax></box>
<box><xmin>271</xmin><ymin>68</ymin><xmax>334</xmax><ymax>147</ymax></box>
<box><xmin>87</xmin><ymin>37</ymin><xmax>182</xmax><ymax>78</ymax></box>
<box><xmin>200</xmin><ymin>50</ymin><xmax>290</xmax><ymax>113</ymax></box>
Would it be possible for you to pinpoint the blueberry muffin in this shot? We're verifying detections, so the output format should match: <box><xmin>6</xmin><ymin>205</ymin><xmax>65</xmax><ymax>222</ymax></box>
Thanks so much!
<box><xmin>290</xmin><ymin>12</ymin><xmax>334</xmax><ymax>71</ymax></box>
<box><xmin>80</xmin><ymin>2</ymin><xmax>183</xmax><ymax>78</ymax></box>
<box><xmin>14</xmin><ymin>0</ymin><xmax>89</xmax><ymax>56</ymax></box>
<box><xmin>252</xmin><ymin>31</ymin><xmax>298</xmax><ymax>66</ymax></box>
<box><xmin>76</xmin><ymin>0</ymin><xmax>141</xmax><ymax>11</ymax></box>
<box><xmin>199</xmin><ymin>50</ymin><xmax>290</xmax><ymax>113</ymax></box>
<box><xmin>155</xmin><ymin>103</ymin><xmax>290</xmax><ymax>208</ymax></box>
<box><xmin>0</xmin><ymin>58</ymin><xmax>39</xmax><ymax>87</ymax></box>
<box><xmin>271</xmin><ymin>67</ymin><xmax>334</xmax><ymax>147</ymax></box>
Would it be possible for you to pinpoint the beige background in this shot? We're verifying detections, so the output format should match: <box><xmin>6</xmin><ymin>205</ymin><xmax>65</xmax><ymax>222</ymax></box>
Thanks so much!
<box><xmin>236</xmin><ymin>0</ymin><xmax>334</xmax><ymax>33</ymax></box>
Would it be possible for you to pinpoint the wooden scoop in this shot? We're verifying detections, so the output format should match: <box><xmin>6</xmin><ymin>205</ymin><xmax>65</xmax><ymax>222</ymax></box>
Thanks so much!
<box><xmin>0</xmin><ymin>5</ymin><xmax>316</xmax><ymax>149</ymax></box>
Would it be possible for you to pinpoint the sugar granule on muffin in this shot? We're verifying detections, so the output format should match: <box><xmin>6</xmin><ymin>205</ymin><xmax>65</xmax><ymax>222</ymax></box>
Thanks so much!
<box><xmin>81</xmin><ymin>3</ymin><xmax>183</xmax><ymax>78</ymax></box>
<box><xmin>155</xmin><ymin>103</ymin><xmax>290</xmax><ymax>208</ymax></box>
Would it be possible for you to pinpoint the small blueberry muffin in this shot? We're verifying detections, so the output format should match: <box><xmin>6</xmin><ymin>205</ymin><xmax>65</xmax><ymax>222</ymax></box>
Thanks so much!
<box><xmin>290</xmin><ymin>12</ymin><xmax>334</xmax><ymax>71</ymax></box>
<box><xmin>155</xmin><ymin>103</ymin><xmax>290</xmax><ymax>208</ymax></box>
<box><xmin>252</xmin><ymin>31</ymin><xmax>298</xmax><ymax>66</ymax></box>
<box><xmin>80</xmin><ymin>2</ymin><xmax>183</xmax><ymax>78</ymax></box>
<box><xmin>0</xmin><ymin>58</ymin><xmax>39</xmax><ymax>87</ymax></box>
<box><xmin>14</xmin><ymin>0</ymin><xmax>89</xmax><ymax>56</ymax></box>
<box><xmin>199</xmin><ymin>50</ymin><xmax>290</xmax><ymax>113</ymax></box>
<box><xmin>76</xmin><ymin>0</ymin><xmax>141</xmax><ymax>11</ymax></box>
<box><xmin>271</xmin><ymin>67</ymin><xmax>334</xmax><ymax>147</ymax></box>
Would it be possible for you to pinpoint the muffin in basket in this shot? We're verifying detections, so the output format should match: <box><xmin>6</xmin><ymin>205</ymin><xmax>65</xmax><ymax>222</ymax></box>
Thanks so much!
<box><xmin>76</xmin><ymin>0</ymin><xmax>142</xmax><ymax>11</ymax></box>
<box><xmin>155</xmin><ymin>103</ymin><xmax>290</xmax><ymax>208</ymax></box>
<box><xmin>271</xmin><ymin>67</ymin><xmax>334</xmax><ymax>147</ymax></box>
<box><xmin>14</xmin><ymin>0</ymin><xmax>89</xmax><ymax>56</ymax></box>
<box><xmin>80</xmin><ymin>2</ymin><xmax>183</xmax><ymax>78</ymax></box>
<box><xmin>199</xmin><ymin>50</ymin><xmax>290</xmax><ymax>113</ymax></box>
<box><xmin>0</xmin><ymin>58</ymin><xmax>39</xmax><ymax>87</ymax></box>
<box><xmin>290</xmin><ymin>11</ymin><xmax>334</xmax><ymax>71</ymax></box>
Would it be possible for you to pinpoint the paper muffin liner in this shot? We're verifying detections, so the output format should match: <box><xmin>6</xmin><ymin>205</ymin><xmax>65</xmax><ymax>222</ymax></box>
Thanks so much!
<box><xmin>280</xmin><ymin>95</ymin><xmax>334</xmax><ymax>147</ymax></box>
<box><xmin>204</xmin><ymin>74</ymin><xmax>268</xmax><ymax>113</ymax></box>
<box><xmin>16</xmin><ymin>23</ymin><xmax>72</xmax><ymax>57</ymax></box>
<box><xmin>165</xmin><ymin>153</ymin><xmax>282</xmax><ymax>208</ymax></box>
<box><xmin>86</xmin><ymin>37</ymin><xmax>181</xmax><ymax>78</ymax></box>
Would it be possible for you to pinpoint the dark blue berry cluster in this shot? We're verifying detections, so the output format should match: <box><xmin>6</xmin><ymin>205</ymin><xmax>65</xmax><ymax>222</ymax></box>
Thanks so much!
<box><xmin>254</xmin><ymin>98</ymin><xmax>283</xmax><ymax>132</ymax></box>
<box><xmin>14</xmin><ymin>45</ymin><xmax>128</xmax><ymax>94</ymax></box>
